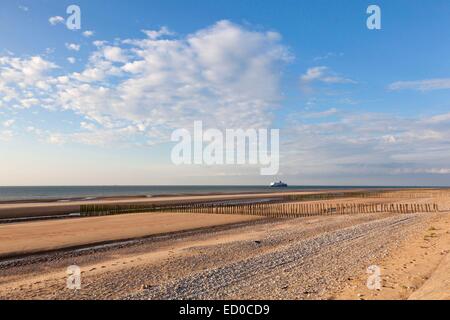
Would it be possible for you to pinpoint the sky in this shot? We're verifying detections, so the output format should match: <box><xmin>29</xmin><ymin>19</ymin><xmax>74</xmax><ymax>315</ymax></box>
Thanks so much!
<box><xmin>1</xmin><ymin>0</ymin><xmax>450</xmax><ymax>186</ymax></box>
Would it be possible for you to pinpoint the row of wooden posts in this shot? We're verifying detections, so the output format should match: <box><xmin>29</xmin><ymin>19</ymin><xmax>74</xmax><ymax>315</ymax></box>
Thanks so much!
<box><xmin>366</xmin><ymin>191</ymin><xmax>450</xmax><ymax>199</ymax></box>
<box><xmin>80</xmin><ymin>201</ymin><xmax>439</xmax><ymax>218</ymax></box>
<box><xmin>285</xmin><ymin>192</ymin><xmax>371</xmax><ymax>202</ymax></box>
<box><xmin>286</xmin><ymin>191</ymin><xmax>450</xmax><ymax>201</ymax></box>
<box><xmin>169</xmin><ymin>202</ymin><xmax>439</xmax><ymax>217</ymax></box>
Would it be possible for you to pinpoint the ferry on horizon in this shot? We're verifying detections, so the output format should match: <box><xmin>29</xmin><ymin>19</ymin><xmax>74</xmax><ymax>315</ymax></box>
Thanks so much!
<box><xmin>270</xmin><ymin>181</ymin><xmax>288</xmax><ymax>188</ymax></box>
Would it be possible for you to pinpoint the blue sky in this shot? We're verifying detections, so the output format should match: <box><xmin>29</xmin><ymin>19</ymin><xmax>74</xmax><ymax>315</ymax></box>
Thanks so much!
<box><xmin>1</xmin><ymin>0</ymin><xmax>450</xmax><ymax>186</ymax></box>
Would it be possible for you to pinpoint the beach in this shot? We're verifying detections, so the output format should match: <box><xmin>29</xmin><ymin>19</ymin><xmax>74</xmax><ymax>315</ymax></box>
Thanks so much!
<box><xmin>0</xmin><ymin>190</ymin><xmax>320</xmax><ymax>220</ymax></box>
<box><xmin>0</xmin><ymin>188</ymin><xmax>448</xmax><ymax>300</ymax></box>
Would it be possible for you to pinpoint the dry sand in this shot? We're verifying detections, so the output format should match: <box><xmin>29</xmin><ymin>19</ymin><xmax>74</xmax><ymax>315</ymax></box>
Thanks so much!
<box><xmin>336</xmin><ymin>211</ymin><xmax>450</xmax><ymax>300</ymax></box>
<box><xmin>0</xmin><ymin>212</ymin><xmax>261</xmax><ymax>259</ymax></box>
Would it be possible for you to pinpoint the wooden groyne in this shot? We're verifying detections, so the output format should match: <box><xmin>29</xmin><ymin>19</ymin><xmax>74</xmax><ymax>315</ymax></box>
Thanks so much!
<box><xmin>80</xmin><ymin>201</ymin><xmax>439</xmax><ymax>218</ymax></box>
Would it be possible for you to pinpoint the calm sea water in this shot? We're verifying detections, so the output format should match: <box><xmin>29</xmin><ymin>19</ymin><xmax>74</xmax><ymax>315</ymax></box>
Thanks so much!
<box><xmin>0</xmin><ymin>185</ymin><xmax>414</xmax><ymax>202</ymax></box>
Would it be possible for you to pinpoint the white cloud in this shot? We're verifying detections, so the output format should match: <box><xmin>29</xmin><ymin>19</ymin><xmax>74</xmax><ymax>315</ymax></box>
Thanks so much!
<box><xmin>0</xmin><ymin>56</ymin><xmax>57</xmax><ymax>84</ymax></box>
<box><xmin>93</xmin><ymin>40</ymin><xmax>107</xmax><ymax>47</ymax></box>
<box><xmin>388</xmin><ymin>78</ymin><xmax>450</xmax><ymax>91</ymax></box>
<box><xmin>2</xmin><ymin>119</ymin><xmax>15</xmax><ymax>127</ymax></box>
<box><xmin>426</xmin><ymin>168</ymin><xmax>450</xmax><ymax>174</ymax></box>
<box><xmin>19</xmin><ymin>20</ymin><xmax>290</xmax><ymax>145</ymax></box>
<box><xmin>121</xmin><ymin>60</ymin><xmax>146</xmax><ymax>74</ymax></box>
<box><xmin>83</xmin><ymin>30</ymin><xmax>95</xmax><ymax>37</ymax></box>
<box><xmin>301</xmin><ymin>66</ymin><xmax>327</xmax><ymax>82</ymax></box>
<box><xmin>102</xmin><ymin>46</ymin><xmax>127</xmax><ymax>63</ymax></box>
<box><xmin>18</xmin><ymin>5</ymin><xmax>29</xmax><ymax>12</ymax></box>
<box><xmin>425</xmin><ymin>113</ymin><xmax>450</xmax><ymax>124</ymax></box>
<box><xmin>26</xmin><ymin>126</ymin><xmax>43</xmax><ymax>135</ymax></box>
<box><xmin>2</xmin><ymin>21</ymin><xmax>291</xmax><ymax>148</ymax></box>
<box><xmin>0</xmin><ymin>130</ymin><xmax>13</xmax><ymax>142</ymax></box>
<box><xmin>313</xmin><ymin>52</ymin><xmax>343</xmax><ymax>61</ymax></box>
<box><xmin>67</xmin><ymin>57</ymin><xmax>76</xmax><ymax>64</ymax></box>
<box><xmin>301</xmin><ymin>66</ymin><xmax>355</xmax><ymax>84</ymax></box>
<box><xmin>382</xmin><ymin>135</ymin><xmax>397</xmax><ymax>144</ymax></box>
<box><xmin>393</xmin><ymin>168</ymin><xmax>450</xmax><ymax>175</ymax></box>
<box><xmin>49</xmin><ymin>16</ymin><xmax>64</xmax><ymax>26</ymax></box>
<box><xmin>0</xmin><ymin>56</ymin><xmax>58</xmax><ymax>108</ymax></box>
<box><xmin>65</xmin><ymin>43</ymin><xmax>80</xmax><ymax>51</ymax></box>
<box><xmin>47</xmin><ymin>134</ymin><xmax>65</xmax><ymax>145</ymax></box>
<box><xmin>282</xmin><ymin>110</ymin><xmax>450</xmax><ymax>179</ymax></box>
<box><xmin>141</xmin><ymin>26</ymin><xmax>173</xmax><ymax>40</ymax></box>
<box><xmin>80</xmin><ymin>121</ymin><xmax>97</xmax><ymax>131</ymax></box>
<box><xmin>302</xmin><ymin>108</ymin><xmax>338</xmax><ymax>118</ymax></box>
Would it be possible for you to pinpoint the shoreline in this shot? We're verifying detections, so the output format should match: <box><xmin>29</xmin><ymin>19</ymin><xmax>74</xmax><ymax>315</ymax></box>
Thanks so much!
<box><xmin>0</xmin><ymin>188</ymin><xmax>373</xmax><ymax>220</ymax></box>
<box><xmin>0</xmin><ymin>186</ymin><xmax>444</xmax><ymax>204</ymax></box>
<box><xmin>0</xmin><ymin>187</ymin><xmax>443</xmax><ymax>221</ymax></box>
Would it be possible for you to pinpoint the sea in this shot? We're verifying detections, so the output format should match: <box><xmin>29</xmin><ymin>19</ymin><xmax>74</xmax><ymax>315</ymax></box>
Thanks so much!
<box><xmin>0</xmin><ymin>185</ymin><xmax>425</xmax><ymax>202</ymax></box>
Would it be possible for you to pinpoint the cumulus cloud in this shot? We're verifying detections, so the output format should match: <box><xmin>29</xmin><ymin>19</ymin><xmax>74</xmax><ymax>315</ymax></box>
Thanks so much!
<box><xmin>2</xmin><ymin>119</ymin><xmax>15</xmax><ymax>127</ymax></box>
<box><xmin>0</xmin><ymin>130</ymin><xmax>13</xmax><ymax>142</ymax></box>
<box><xmin>0</xmin><ymin>21</ymin><xmax>291</xmax><ymax>147</ymax></box>
<box><xmin>80</xmin><ymin>121</ymin><xmax>97</xmax><ymax>131</ymax></box>
<box><xmin>67</xmin><ymin>57</ymin><xmax>76</xmax><ymax>64</ymax></box>
<box><xmin>102</xmin><ymin>46</ymin><xmax>127</xmax><ymax>63</ymax></box>
<box><xmin>65</xmin><ymin>43</ymin><xmax>80</xmax><ymax>51</ymax></box>
<box><xmin>301</xmin><ymin>66</ymin><xmax>355</xmax><ymax>84</ymax></box>
<box><xmin>313</xmin><ymin>52</ymin><xmax>344</xmax><ymax>61</ymax></box>
<box><xmin>388</xmin><ymin>78</ymin><xmax>450</xmax><ymax>91</ymax></box>
<box><xmin>0</xmin><ymin>56</ymin><xmax>57</xmax><ymax>84</ymax></box>
<box><xmin>29</xmin><ymin>21</ymin><xmax>291</xmax><ymax>140</ymax></box>
<box><xmin>0</xmin><ymin>55</ymin><xmax>58</xmax><ymax>107</ymax></box>
<box><xmin>47</xmin><ymin>133</ymin><xmax>65</xmax><ymax>145</ymax></box>
<box><xmin>424</xmin><ymin>113</ymin><xmax>450</xmax><ymax>124</ymax></box>
<box><xmin>26</xmin><ymin>126</ymin><xmax>43</xmax><ymax>135</ymax></box>
<box><xmin>301</xmin><ymin>108</ymin><xmax>338</xmax><ymax>118</ymax></box>
<box><xmin>83</xmin><ymin>30</ymin><xmax>94</xmax><ymax>37</ymax></box>
<box><xmin>93</xmin><ymin>40</ymin><xmax>107</xmax><ymax>47</ymax></box>
<box><xmin>49</xmin><ymin>16</ymin><xmax>64</xmax><ymax>26</ymax></box>
<box><xmin>141</xmin><ymin>26</ymin><xmax>173</xmax><ymax>40</ymax></box>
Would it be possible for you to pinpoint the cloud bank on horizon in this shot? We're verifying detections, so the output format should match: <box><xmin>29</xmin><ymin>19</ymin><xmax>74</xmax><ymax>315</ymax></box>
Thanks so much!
<box><xmin>1</xmin><ymin>0</ymin><xmax>450</xmax><ymax>185</ymax></box>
